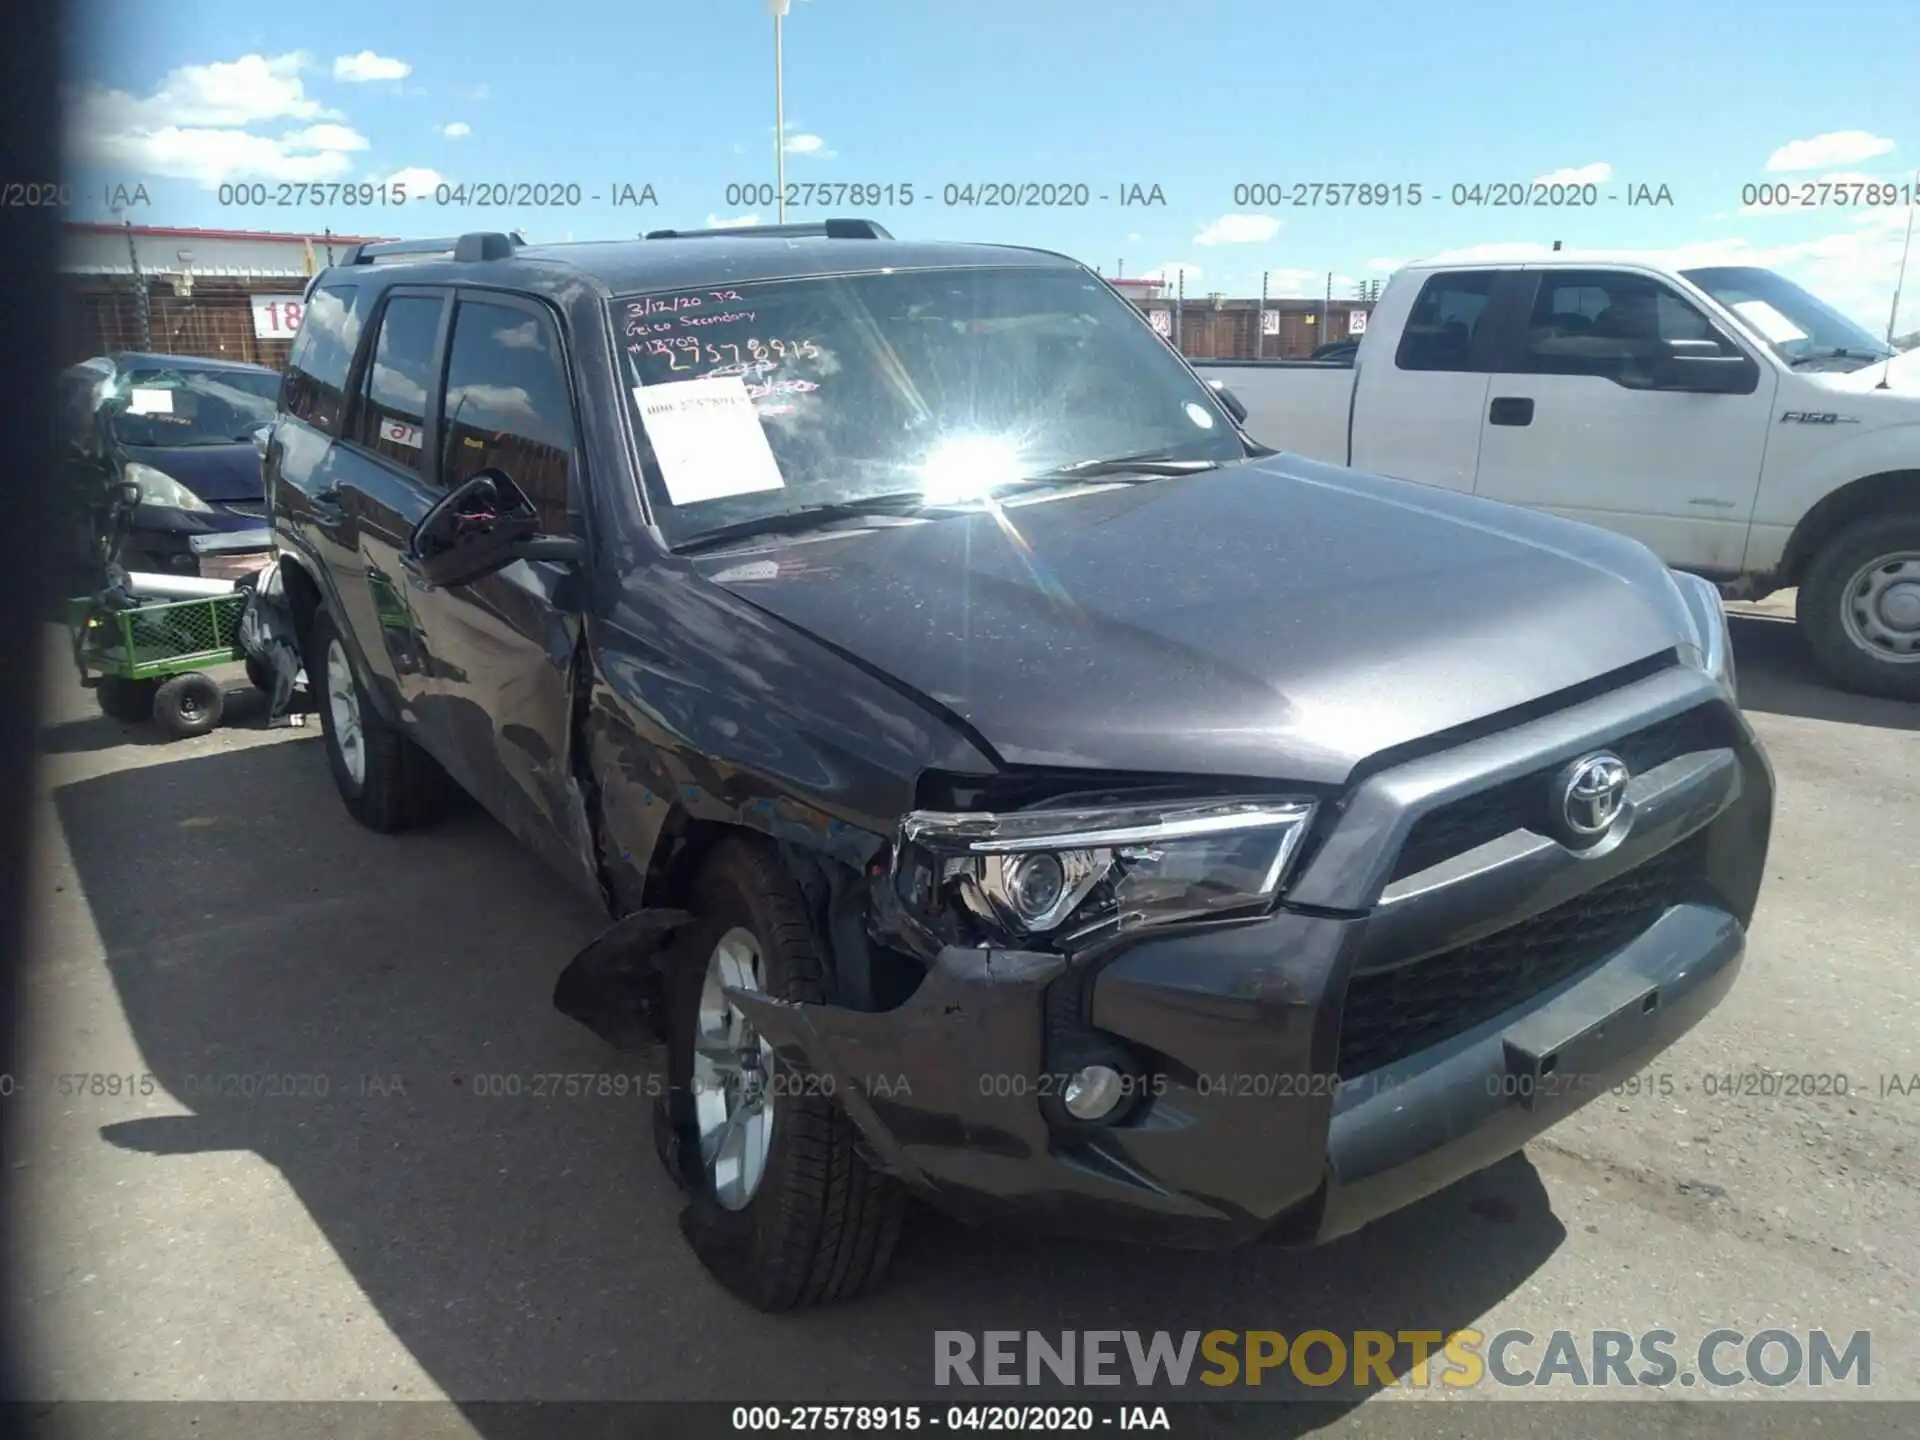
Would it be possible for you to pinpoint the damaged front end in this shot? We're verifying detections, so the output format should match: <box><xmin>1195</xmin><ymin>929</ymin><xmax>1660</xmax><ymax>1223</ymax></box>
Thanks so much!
<box><xmin>560</xmin><ymin>788</ymin><xmax>1339</xmax><ymax>1244</ymax></box>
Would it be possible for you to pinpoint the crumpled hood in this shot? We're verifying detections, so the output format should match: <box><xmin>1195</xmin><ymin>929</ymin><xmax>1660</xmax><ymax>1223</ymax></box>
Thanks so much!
<box><xmin>121</xmin><ymin>443</ymin><xmax>263</xmax><ymax>503</ymax></box>
<box><xmin>698</xmin><ymin>456</ymin><xmax>1694</xmax><ymax>785</ymax></box>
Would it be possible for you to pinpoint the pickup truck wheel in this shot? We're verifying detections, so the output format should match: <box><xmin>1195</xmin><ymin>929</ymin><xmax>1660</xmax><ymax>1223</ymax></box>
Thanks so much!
<box><xmin>1798</xmin><ymin>515</ymin><xmax>1920</xmax><ymax>700</ymax></box>
<box><xmin>309</xmin><ymin>610</ymin><xmax>460</xmax><ymax>832</ymax></box>
<box><xmin>660</xmin><ymin>838</ymin><xmax>905</xmax><ymax>1310</ymax></box>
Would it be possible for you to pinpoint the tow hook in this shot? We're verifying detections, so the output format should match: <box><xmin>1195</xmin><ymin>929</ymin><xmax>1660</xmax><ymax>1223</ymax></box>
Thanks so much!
<box><xmin>552</xmin><ymin>907</ymin><xmax>697</xmax><ymax>1050</ymax></box>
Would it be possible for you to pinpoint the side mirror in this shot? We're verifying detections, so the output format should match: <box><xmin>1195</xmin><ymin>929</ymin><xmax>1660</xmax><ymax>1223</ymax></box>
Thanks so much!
<box><xmin>250</xmin><ymin>423</ymin><xmax>273</xmax><ymax>454</ymax></box>
<box><xmin>1653</xmin><ymin>339</ymin><xmax>1759</xmax><ymax>395</ymax></box>
<box><xmin>1206</xmin><ymin>379</ymin><xmax>1250</xmax><ymax>425</ymax></box>
<box><xmin>406</xmin><ymin>470</ymin><xmax>586</xmax><ymax>589</ymax></box>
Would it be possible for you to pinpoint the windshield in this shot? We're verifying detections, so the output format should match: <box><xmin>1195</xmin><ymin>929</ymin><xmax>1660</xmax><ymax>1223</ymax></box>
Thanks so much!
<box><xmin>614</xmin><ymin>264</ymin><xmax>1247</xmax><ymax>545</ymax></box>
<box><xmin>105</xmin><ymin>366</ymin><xmax>281</xmax><ymax>449</ymax></box>
<box><xmin>1680</xmin><ymin>266</ymin><xmax>1894</xmax><ymax>369</ymax></box>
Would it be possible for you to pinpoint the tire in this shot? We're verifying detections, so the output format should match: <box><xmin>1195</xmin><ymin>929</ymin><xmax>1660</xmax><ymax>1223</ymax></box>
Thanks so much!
<box><xmin>95</xmin><ymin>676</ymin><xmax>156</xmax><ymax>723</ymax></box>
<box><xmin>656</xmin><ymin>837</ymin><xmax>906</xmax><ymax>1310</ymax></box>
<box><xmin>309</xmin><ymin>608</ymin><xmax>459</xmax><ymax>832</ymax></box>
<box><xmin>1797</xmin><ymin>513</ymin><xmax>1920</xmax><ymax>701</ymax></box>
<box><xmin>152</xmin><ymin>672</ymin><xmax>224</xmax><ymax>738</ymax></box>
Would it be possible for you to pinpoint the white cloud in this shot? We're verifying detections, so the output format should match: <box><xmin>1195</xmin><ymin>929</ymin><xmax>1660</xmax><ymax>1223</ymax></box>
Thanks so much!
<box><xmin>1767</xmin><ymin>131</ymin><xmax>1896</xmax><ymax>172</ymax></box>
<box><xmin>1193</xmin><ymin>213</ymin><xmax>1281</xmax><ymax>246</ymax></box>
<box><xmin>783</xmin><ymin>131</ymin><xmax>833</xmax><ymax>157</ymax></box>
<box><xmin>1364</xmin><ymin>256</ymin><xmax>1408</xmax><ymax>272</ymax></box>
<box><xmin>1532</xmin><ymin>162</ymin><xmax>1612</xmax><ymax>186</ymax></box>
<box><xmin>704</xmin><ymin>213</ymin><xmax>761</xmax><ymax>228</ymax></box>
<box><xmin>385</xmin><ymin>166</ymin><xmax>446</xmax><ymax>194</ymax></box>
<box><xmin>441</xmin><ymin>121</ymin><xmax>471</xmax><ymax>139</ymax></box>
<box><xmin>465</xmin><ymin>83</ymin><xmax>492</xmax><ymax>102</ymax></box>
<box><xmin>333</xmin><ymin>51</ymin><xmax>412</xmax><ymax>83</ymax></box>
<box><xmin>1125</xmin><ymin>231</ymin><xmax>1142</xmax><ymax>243</ymax></box>
<box><xmin>63</xmin><ymin>52</ymin><xmax>384</xmax><ymax>186</ymax></box>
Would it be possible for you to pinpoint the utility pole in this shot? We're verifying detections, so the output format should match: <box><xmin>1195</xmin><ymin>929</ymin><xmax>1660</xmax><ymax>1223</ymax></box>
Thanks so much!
<box><xmin>1174</xmin><ymin>269</ymin><xmax>1185</xmax><ymax>353</ymax></box>
<box><xmin>769</xmin><ymin>0</ymin><xmax>790</xmax><ymax>223</ymax></box>
<box><xmin>1322</xmin><ymin>270</ymin><xmax>1331</xmax><ymax>338</ymax></box>
<box><xmin>1258</xmin><ymin>270</ymin><xmax>1269</xmax><ymax>359</ymax></box>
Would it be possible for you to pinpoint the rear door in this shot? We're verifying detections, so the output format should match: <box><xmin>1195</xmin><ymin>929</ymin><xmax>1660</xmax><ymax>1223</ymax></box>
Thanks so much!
<box><xmin>332</xmin><ymin>287</ymin><xmax>453</xmax><ymax>726</ymax></box>
<box><xmin>1470</xmin><ymin>266</ymin><xmax>1776</xmax><ymax>573</ymax></box>
<box><xmin>1348</xmin><ymin>269</ymin><xmax>1509</xmax><ymax>491</ymax></box>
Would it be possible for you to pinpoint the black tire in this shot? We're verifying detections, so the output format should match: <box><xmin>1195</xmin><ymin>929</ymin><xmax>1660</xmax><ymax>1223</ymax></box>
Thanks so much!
<box><xmin>152</xmin><ymin>672</ymin><xmax>224</xmax><ymax>738</ymax></box>
<box><xmin>1797</xmin><ymin>513</ymin><xmax>1920</xmax><ymax>701</ymax></box>
<box><xmin>95</xmin><ymin>676</ymin><xmax>156</xmax><ymax>723</ymax></box>
<box><xmin>309</xmin><ymin>609</ymin><xmax>459</xmax><ymax>832</ymax></box>
<box><xmin>656</xmin><ymin>837</ymin><xmax>906</xmax><ymax>1311</ymax></box>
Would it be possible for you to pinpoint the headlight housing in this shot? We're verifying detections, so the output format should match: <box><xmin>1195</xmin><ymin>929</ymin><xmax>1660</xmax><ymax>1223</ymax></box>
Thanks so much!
<box><xmin>892</xmin><ymin>796</ymin><xmax>1318</xmax><ymax>948</ymax></box>
<box><xmin>123</xmin><ymin>461</ymin><xmax>213</xmax><ymax>514</ymax></box>
<box><xmin>1668</xmin><ymin>568</ymin><xmax>1737</xmax><ymax>701</ymax></box>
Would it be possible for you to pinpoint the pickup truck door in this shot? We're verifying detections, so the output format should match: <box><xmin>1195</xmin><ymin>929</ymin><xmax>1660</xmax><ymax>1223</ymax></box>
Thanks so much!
<box><xmin>1347</xmin><ymin>268</ymin><xmax>1505</xmax><ymax>492</ymax></box>
<box><xmin>393</xmin><ymin>290</ymin><xmax>596</xmax><ymax>894</ymax></box>
<box><xmin>1471</xmin><ymin>266</ymin><xmax>1777</xmax><ymax>574</ymax></box>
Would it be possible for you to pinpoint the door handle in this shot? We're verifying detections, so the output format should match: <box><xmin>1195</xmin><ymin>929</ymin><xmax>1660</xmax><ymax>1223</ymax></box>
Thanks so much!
<box><xmin>1489</xmin><ymin>396</ymin><xmax>1535</xmax><ymax>426</ymax></box>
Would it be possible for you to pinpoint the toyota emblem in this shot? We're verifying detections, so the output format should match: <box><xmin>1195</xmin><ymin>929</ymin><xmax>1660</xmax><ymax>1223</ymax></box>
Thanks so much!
<box><xmin>1555</xmin><ymin>752</ymin><xmax>1631</xmax><ymax>841</ymax></box>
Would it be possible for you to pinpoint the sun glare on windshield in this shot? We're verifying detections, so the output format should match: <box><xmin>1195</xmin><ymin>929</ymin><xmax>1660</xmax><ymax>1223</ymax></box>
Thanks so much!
<box><xmin>918</xmin><ymin>433</ymin><xmax>1026</xmax><ymax>505</ymax></box>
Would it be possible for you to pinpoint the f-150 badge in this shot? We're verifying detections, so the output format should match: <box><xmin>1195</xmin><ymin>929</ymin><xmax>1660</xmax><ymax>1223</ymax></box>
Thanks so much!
<box><xmin>1778</xmin><ymin>411</ymin><xmax>1859</xmax><ymax>424</ymax></box>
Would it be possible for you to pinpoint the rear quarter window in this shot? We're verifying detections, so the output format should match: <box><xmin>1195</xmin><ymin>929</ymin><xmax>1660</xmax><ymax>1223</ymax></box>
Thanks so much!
<box><xmin>282</xmin><ymin>283</ymin><xmax>361</xmax><ymax>433</ymax></box>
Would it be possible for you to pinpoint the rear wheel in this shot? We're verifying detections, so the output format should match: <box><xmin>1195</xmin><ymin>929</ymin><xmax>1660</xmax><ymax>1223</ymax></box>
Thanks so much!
<box><xmin>95</xmin><ymin>676</ymin><xmax>156</xmax><ymax>723</ymax></box>
<box><xmin>1798</xmin><ymin>514</ymin><xmax>1920</xmax><ymax>700</ymax></box>
<box><xmin>310</xmin><ymin>609</ymin><xmax>459</xmax><ymax>832</ymax></box>
<box><xmin>656</xmin><ymin>837</ymin><xmax>906</xmax><ymax>1310</ymax></box>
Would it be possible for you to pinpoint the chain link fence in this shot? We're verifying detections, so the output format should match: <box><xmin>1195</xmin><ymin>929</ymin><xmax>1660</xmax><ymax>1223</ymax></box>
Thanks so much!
<box><xmin>60</xmin><ymin>276</ymin><xmax>303</xmax><ymax>370</ymax></box>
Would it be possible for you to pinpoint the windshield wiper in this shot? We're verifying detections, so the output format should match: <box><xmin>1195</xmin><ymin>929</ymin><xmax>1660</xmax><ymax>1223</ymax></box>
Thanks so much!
<box><xmin>672</xmin><ymin>490</ymin><xmax>965</xmax><ymax>554</ymax></box>
<box><xmin>1789</xmin><ymin>347</ymin><xmax>1891</xmax><ymax>368</ymax></box>
<box><xmin>1024</xmin><ymin>452</ymin><xmax>1225</xmax><ymax>482</ymax></box>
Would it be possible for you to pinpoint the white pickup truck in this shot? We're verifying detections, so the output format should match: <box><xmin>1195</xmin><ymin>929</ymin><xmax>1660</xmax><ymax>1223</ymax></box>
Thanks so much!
<box><xmin>1195</xmin><ymin>253</ymin><xmax>1920</xmax><ymax>699</ymax></box>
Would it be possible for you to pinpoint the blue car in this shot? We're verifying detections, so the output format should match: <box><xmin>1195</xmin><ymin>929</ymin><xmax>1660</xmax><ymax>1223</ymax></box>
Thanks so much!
<box><xmin>58</xmin><ymin>352</ymin><xmax>282</xmax><ymax>576</ymax></box>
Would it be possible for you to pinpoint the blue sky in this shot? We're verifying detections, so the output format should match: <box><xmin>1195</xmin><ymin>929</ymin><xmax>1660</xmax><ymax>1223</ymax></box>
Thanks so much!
<box><xmin>64</xmin><ymin>0</ymin><xmax>1920</xmax><ymax>328</ymax></box>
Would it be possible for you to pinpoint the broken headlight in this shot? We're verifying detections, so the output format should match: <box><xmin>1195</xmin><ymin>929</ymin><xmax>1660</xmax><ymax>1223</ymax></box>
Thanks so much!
<box><xmin>892</xmin><ymin>797</ymin><xmax>1318</xmax><ymax>947</ymax></box>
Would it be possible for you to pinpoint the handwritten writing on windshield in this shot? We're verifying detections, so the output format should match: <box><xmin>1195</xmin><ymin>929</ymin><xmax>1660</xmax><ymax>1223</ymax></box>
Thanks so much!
<box><xmin>630</xmin><ymin>336</ymin><xmax>824</xmax><ymax>374</ymax></box>
<box><xmin>626</xmin><ymin>290</ymin><xmax>746</xmax><ymax>319</ymax></box>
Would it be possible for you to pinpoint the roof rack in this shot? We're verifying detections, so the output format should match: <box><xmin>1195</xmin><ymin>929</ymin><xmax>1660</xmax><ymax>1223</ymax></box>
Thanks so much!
<box><xmin>336</xmin><ymin>231</ymin><xmax>526</xmax><ymax>267</ymax></box>
<box><xmin>642</xmin><ymin>219</ymin><xmax>893</xmax><ymax>241</ymax></box>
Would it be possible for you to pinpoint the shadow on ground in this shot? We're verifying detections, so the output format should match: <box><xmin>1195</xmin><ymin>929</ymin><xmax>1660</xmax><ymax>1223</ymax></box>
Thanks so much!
<box><xmin>1728</xmin><ymin>613</ymin><xmax>1920</xmax><ymax>730</ymax></box>
<box><xmin>45</xmin><ymin>739</ymin><xmax>1571</xmax><ymax>1427</ymax></box>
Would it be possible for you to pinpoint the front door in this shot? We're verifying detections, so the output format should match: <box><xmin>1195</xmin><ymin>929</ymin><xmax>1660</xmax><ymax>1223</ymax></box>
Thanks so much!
<box><xmin>396</xmin><ymin>290</ymin><xmax>594</xmax><ymax>893</ymax></box>
<box><xmin>1471</xmin><ymin>267</ymin><xmax>1778</xmax><ymax>574</ymax></box>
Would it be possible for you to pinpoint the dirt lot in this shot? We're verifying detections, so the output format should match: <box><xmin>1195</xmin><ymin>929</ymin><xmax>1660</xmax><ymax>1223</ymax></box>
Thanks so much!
<box><xmin>10</xmin><ymin>602</ymin><xmax>1919</xmax><ymax>1435</ymax></box>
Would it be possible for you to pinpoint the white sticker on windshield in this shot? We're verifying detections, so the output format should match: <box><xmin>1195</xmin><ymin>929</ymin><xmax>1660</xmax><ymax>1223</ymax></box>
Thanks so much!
<box><xmin>1184</xmin><ymin>402</ymin><xmax>1216</xmax><ymax>428</ymax></box>
<box><xmin>633</xmin><ymin>376</ymin><xmax>787</xmax><ymax>506</ymax></box>
<box><xmin>1731</xmin><ymin>300</ymin><xmax>1808</xmax><ymax>345</ymax></box>
<box><xmin>126</xmin><ymin>387</ymin><xmax>174</xmax><ymax>415</ymax></box>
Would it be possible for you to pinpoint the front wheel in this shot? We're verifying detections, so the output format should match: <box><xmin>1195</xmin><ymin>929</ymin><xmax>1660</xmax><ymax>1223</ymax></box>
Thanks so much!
<box><xmin>657</xmin><ymin>837</ymin><xmax>906</xmax><ymax>1310</ymax></box>
<box><xmin>1797</xmin><ymin>514</ymin><xmax>1920</xmax><ymax>700</ymax></box>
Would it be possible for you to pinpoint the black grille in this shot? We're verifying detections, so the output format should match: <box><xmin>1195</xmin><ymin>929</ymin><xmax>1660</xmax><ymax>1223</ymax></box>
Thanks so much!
<box><xmin>1337</xmin><ymin>835</ymin><xmax>1706</xmax><ymax>1079</ymax></box>
<box><xmin>1387</xmin><ymin>704</ymin><xmax>1726</xmax><ymax>884</ymax></box>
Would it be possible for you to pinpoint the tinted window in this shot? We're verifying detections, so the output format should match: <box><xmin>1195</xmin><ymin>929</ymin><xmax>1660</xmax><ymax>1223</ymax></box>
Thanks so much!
<box><xmin>355</xmin><ymin>295</ymin><xmax>444</xmax><ymax>473</ymax></box>
<box><xmin>1515</xmin><ymin>270</ymin><xmax>1738</xmax><ymax>388</ymax></box>
<box><xmin>283</xmin><ymin>284</ymin><xmax>361</xmax><ymax>432</ymax></box>
<box><xmin>440</xmin><ymin>300</ymin><xmax>575</xmax><ymax>531</ymax></box>
<box><xmin>1395</xmin><ymin>271</ymin><xmax>1500</xmax><ymax>372</ymax></box>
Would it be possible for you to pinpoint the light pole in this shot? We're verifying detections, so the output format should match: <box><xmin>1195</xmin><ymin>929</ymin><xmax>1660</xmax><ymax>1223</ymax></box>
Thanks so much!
<box><xmin>768</xmin><ymin>0</ymin><xmax>790</xmax><ymax>223</ymax></box>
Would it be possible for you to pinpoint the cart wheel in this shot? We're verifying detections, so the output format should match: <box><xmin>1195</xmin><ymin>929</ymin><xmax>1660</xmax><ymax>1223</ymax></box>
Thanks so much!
<box><xmin>153</xmin><ymin>672</ymin><xmax>225</xmax><ymax>739</ymax></box>
<box><xmin>245</xmin><ymin>655</ymin><xmax>275</xmax><ymax>694</ymax></box>
<box><xmin>96</xmin><ymin>676</ymin><xmax>157</xmax><ymax>723</ymax></box>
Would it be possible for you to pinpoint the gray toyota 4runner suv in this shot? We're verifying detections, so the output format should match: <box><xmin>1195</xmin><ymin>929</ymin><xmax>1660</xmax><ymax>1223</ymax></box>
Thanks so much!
<box><xmin>264</xmin><ymin>221</ymin><xmax>1773</xmax><ymax>1310</ymax></box>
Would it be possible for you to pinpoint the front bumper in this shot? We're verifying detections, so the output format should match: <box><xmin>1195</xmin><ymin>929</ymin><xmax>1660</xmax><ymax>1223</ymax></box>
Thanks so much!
<box><xmin>125</xmin><ymin>501</ymin><xmax>269</xmax><ymax>574</ymax></box>
<box><xmin>732</xmin><ymin>664</ymin><xmax>1773</xmax><ymax>1248</ymax></box>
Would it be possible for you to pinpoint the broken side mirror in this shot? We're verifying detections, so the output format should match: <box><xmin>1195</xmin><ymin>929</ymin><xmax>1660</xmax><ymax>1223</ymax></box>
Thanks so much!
<box><xmin>404</xmin><ymin>469</ymin><xmax>586</xmax><ymax>589</ymax></box>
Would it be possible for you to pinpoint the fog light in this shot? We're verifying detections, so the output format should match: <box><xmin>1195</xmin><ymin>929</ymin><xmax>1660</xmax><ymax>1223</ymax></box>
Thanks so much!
<box><xmin>1063</xmin><ymin>1064</ymin><xmax>1125</xmax><ymax>1121</ymax></box>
